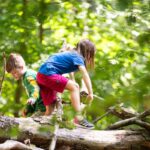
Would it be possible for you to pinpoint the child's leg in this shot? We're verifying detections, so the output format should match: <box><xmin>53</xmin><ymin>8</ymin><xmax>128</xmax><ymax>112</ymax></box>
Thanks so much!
<box><xmin>65</xmin><ymin>80</ymin><xmax>81</xmax><ymax>112</ymax></box>
<box><xmin>45</xmin><ymin>104</ymin><xmax>55</xmax><ymax>116</ymax></box>
<box><xmin>35</xmin><ymin>97</ymin><xmax>46</xmax><ymax>113</ymax></box>
<box><xmin>65</xmin><ymin>80</ymin><xmax>94</xmax><ymax>129</ymax></box>
<box><xmin>37</xmin><ymin>73</ymin><xmax>94</xmax><ymax>128</ymax></box>
<box><xmin>37</xmin><ymin>73</ymin><xmax>81</xmax><ymax>116</ymax></box>
<box><xmin>37</xmin><ymin>73</ymin><xmax>58</xmax><ymax>116</ymax></box>
<box><xmin>39</xmin><ymin>85</ymin><xmax>57</xmax><ymax>116</ymax></box>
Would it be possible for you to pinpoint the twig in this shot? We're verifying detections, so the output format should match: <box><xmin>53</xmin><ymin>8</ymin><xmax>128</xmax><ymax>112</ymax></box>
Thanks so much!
<box><xmin>92</xmin><ymin>110</ymin><xmax>112</xmax><ymax>123</ymax></box>
<box><xmin>49</xmin><ymin>98</ymin><xmax>63</xmax><ymax>150</ymax></box>
<box><xmin>92</xmin><ymin>104</ymin><xmax>139</xmax><ymax>124</ymax></box>
<box><xmin>0</xmin><ymin>52</ymin><xmax>6</xmax><ymax>96</ymax></box>
<box><xmin>49</xmin><ymin>124</ymin><xmax>59</xmax><ymax>150</ymax></box>
<box><xmin>139</xmin><ymin>109</ymin><xmax>150</xmax><ymax>119</ymax></box>
<box><xmin>107</xmin><ymin>116</ymin><xmax>136</xmax><ymax>130</ymax></box>
<box><xmin>93</xmin><ymin>94</ymin><xmax>104</xmax><ymax>101</ymax></box>
<box><xmin>92</xmin><ymin>105</ymin><xmax>117</xmax><ymax>123</ymax></box>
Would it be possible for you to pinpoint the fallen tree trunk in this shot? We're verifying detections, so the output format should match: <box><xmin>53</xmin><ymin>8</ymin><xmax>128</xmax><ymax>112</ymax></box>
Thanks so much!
<box><xmin>0</xmin><ymin>116</ymin><xmax>150</xmax><ymax>150</ymax></box>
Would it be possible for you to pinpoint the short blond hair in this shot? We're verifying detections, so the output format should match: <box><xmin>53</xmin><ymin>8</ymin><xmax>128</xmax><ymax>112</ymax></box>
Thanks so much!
<box><xmin>6</xmin><ymin>53</ymin><xmax>26</xmax><ymax>73</ymax></box>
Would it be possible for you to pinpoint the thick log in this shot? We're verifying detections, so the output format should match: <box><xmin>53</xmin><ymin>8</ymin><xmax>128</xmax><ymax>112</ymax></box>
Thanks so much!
<box><xmin>0</xmin><ymin>116</ymin><xmax>150</xmax><ymax>150</ymax></box>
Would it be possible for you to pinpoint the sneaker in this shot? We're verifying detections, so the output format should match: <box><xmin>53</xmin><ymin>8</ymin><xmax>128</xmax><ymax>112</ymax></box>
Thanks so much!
<box><xmin>74</xmin><ymin>117</ymin><xmax>94</xmax><ymax>129</ymax></box>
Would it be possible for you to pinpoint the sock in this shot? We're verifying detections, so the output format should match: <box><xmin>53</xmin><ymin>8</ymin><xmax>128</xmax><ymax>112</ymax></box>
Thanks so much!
<box><xmin>75</xmin><ymin>112</ymin><xmax>83</xmax><ymax>121</ymax></box>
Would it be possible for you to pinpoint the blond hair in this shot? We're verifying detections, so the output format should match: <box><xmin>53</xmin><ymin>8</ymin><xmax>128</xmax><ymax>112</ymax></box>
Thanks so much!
<box><xmin>6</xmin><ymin>53</ymin><xmax>26</xmax><ymax>73</ymax></box>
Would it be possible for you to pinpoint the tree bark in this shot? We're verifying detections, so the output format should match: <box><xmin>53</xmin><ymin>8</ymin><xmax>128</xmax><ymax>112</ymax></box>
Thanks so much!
<box><xmin>38</xmin><ymin>0</ymin><xmax>44</xmax><ymax>43</ymax></box>
<box><xmin>0</xmin><ymin>116</ymin><xmax>150</xmax><ymax>150</ymax></box>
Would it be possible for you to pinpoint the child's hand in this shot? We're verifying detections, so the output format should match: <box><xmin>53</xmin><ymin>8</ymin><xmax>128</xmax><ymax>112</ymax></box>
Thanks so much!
<box><xmin>87</xmin><ymin>93</ymin><xmax>93</xmax><ymax>102</ymax></box>
<box><xmin>27</xmin><ymin>98</ymin><xmax>36</xmax><ymax>105</ymax></box>
<box><xmin>80</xmin><ymin>91</ymin><xmax>93</xmax><ymax>104</ymax></box>
<box><xmin>22</xmin><ymin>109</ymin><xmax>27</xmax><ymax>117</ymax></box>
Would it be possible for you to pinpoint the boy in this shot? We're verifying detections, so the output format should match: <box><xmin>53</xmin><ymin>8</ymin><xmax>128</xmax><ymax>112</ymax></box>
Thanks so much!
<box><xmin>6</xmin><ymin>53</ymin><xmax>46</xmax><ymax>117</ymax></box>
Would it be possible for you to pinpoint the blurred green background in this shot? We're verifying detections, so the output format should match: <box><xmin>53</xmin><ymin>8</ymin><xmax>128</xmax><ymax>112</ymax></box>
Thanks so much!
<box><xmin>0</xmin><ymin>0</ymin><xmax>150</xmax><ymax>129</ymax></box>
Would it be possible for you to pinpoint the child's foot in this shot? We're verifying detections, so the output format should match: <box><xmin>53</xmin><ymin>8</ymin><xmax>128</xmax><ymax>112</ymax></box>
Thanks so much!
<box><xmin>74</xmin><ymin>117</ymin><xmax>94</xmax><ymax>129</ymax></box>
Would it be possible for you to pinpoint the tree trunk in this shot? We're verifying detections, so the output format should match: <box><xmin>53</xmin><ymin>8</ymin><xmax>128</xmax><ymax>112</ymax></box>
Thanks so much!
<box><xmin>14</xmin><ymin>80</ymin><xmax>23</xmax><ymax>117</ymax></box>
<box><xmin>39</xmin><ymin>0</ymin><xmax>44</xmax><ymax>43</ymax></box>
<box><xmin>0</xmin><ymin>116</ymin><xmax>150</xmax><ymax>150</ymax></box>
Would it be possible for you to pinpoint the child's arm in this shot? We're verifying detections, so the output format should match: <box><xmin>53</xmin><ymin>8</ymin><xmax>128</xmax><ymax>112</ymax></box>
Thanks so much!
<box><xmin>78</xmin><ymin>66</ymin><xmax>93</xmax><ymax>101</ymax></box>
<box><xmin>26</xmin><ymin>76</ymin><xmax>40</xmax><ymax>104</ymax></box>
<box><xmin>80</xmin><ymin>79</ymin><xmax>88</xmax><ymax>93</ymax></box>
<box><xmin>69</xmin><ymin>72</ymin><xmax>75</xmax><ymax>82</ymax></box>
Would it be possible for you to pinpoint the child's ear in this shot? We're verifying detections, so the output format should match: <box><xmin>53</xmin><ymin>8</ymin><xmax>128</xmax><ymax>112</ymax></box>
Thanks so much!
<box><xmin>19</xmin><ymin>66</ymin><xmax>23</xmax><ymax>70</ymax></box>
<box><xmin>20</xmin><ymin>66</ymin><xmax>26</xmax><ymax>73</ymax></box>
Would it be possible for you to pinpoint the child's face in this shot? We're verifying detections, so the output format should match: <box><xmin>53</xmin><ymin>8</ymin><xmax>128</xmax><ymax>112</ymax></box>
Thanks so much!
<box><xmin>11</xmin><ymin>68</ymin><xmax>24</xmax><ymax>80</ymax></box>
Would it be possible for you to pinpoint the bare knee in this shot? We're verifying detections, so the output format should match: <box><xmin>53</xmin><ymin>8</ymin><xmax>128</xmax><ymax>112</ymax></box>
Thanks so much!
<box><xmin>65</xmin><ymin>80</ymin><xmax>79</xmax><ymax>91</ymax></box>
<box><xmin>69</xmin><ymin>82</ymin><xmax>79</xmax><ymax>92</ymax></box>
<box><xmin>74</xmin><ymin>82</ymin><xmax>79</xmax><ymax>90</ymax></box>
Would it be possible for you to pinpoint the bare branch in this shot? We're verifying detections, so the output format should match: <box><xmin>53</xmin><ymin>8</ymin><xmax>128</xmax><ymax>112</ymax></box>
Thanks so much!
<box><xmin>107</xmin><ymin>117</ymin><xmax>136</xmax><ymax>130</ymax></box>
<box><xmin>107</xmin><ymin>109</ymin><xmax>150</xmax><ymax>130</ymax></box>
<box><xmin>138</xmin><ymin>109</ymin><xmax>150</xmax><ymax>119</ymax></box>
<box><xmin>92</xmin><ymin>110</ymin><xmax>112</xmax><ymax>123</ymax></box>
<box><xmin>49</xmin><ymin>98</ymin><xmax>63</xmax><ymax>150</ymax></box>
<box><xmin>135</xmin><ymin>120</ymin><xmax>150</xmax><ymax>131</ymax></box>
<box><xmin>110</xmin><ymin>106</ymin><xmax>138</xmax><ymax>119</ymax></box>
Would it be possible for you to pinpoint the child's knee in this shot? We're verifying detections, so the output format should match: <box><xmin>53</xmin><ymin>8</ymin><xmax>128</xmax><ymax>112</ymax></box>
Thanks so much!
<box><xmin>73</xmin><ymin>82</ymin><xmax>79</xmax><ymax>91</ymax></box>
<box><xmin>66</xmin><ymin>80</ymin><xmax>79</xmax><ymax>91</ymax></box>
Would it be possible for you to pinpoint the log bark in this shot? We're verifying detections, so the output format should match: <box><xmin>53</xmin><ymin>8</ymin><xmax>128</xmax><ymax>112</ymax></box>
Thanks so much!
<box><xmin>0</xmin><ymin>116</ymin><xmax>150</xmax><ymax>150</ymax></box>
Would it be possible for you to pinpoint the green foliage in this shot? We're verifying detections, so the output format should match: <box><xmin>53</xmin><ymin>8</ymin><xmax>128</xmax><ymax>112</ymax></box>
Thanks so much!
<box><xmin>0</xmin><ymin>125</ymin><xmax>19</xmax><ymax>138</ymax></box>
<box><xmin>0</xmin><ymin>0</ymin><xmax>150</xmax><ymax>129</ymax></box>
<box><xmin>39</xmin><ymin>125</ymin><xmax>55</xmax><ymax>133</ymax></box>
